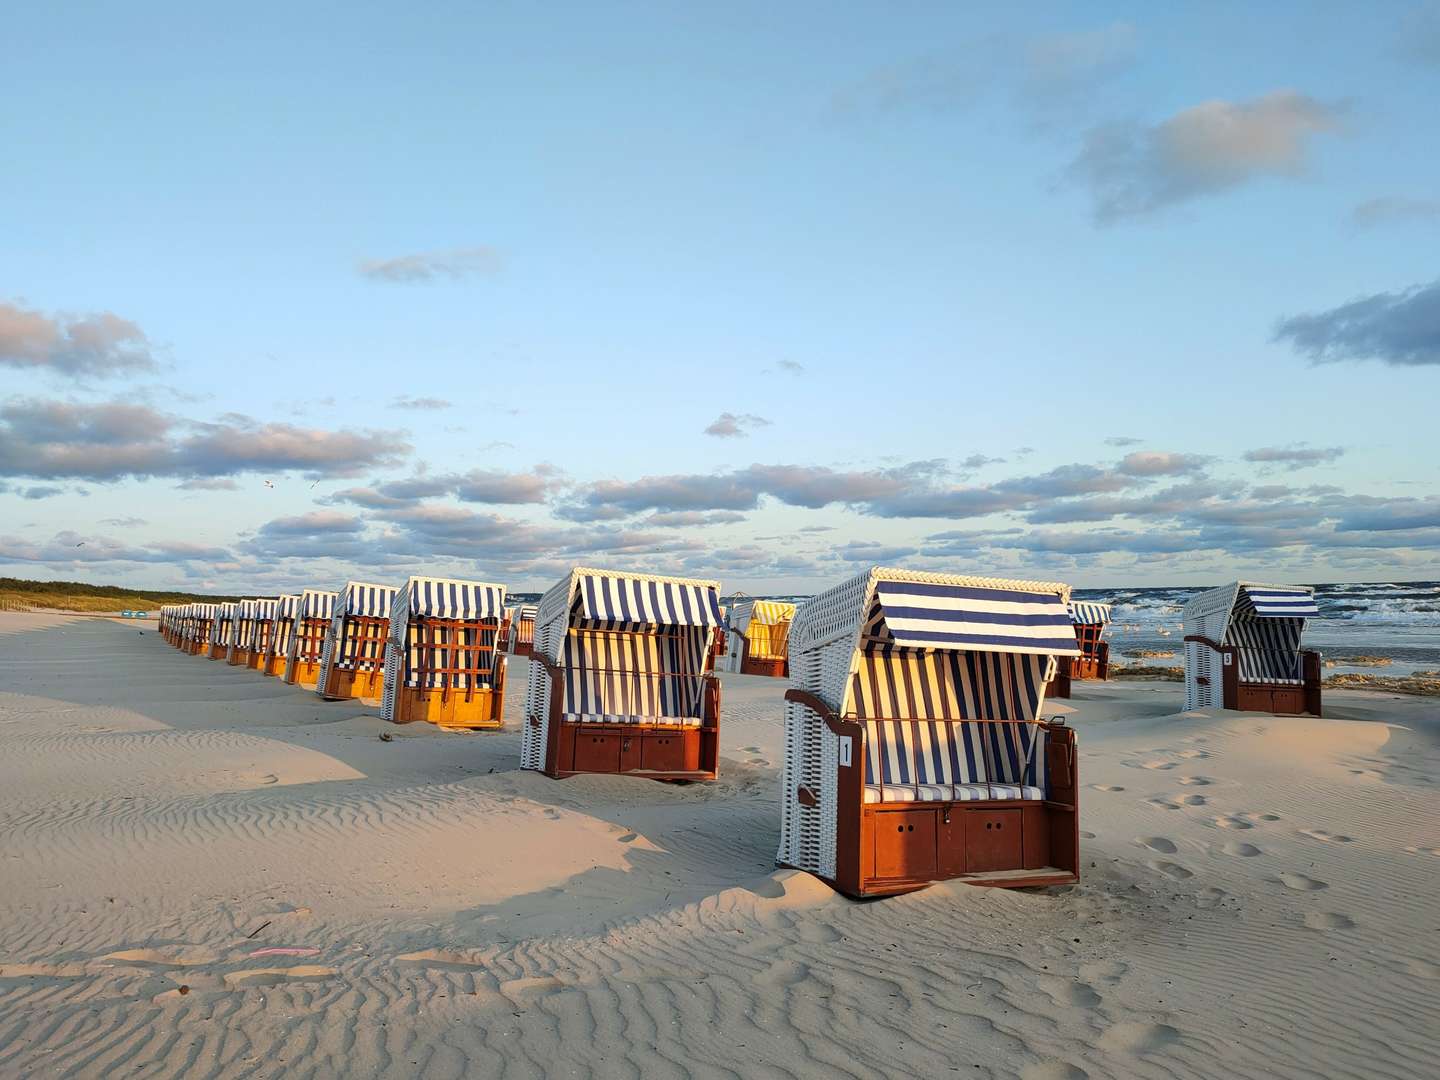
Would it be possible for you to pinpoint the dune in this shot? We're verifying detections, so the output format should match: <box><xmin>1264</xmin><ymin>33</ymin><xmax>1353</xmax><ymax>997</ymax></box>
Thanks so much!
<box><xmin>0</xmin><ymin>614</ymin><xmax>1436</xmax><ymax>1078</ymax></box>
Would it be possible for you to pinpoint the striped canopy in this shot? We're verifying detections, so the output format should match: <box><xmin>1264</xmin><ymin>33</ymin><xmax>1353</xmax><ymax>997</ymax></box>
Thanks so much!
<box><xmin>341</xmin><ymin>581</ymin><xmax>397</xmax><ymax>617</ymax></box>
<box><xmin>299</xmin><ymin>589</ymin><xmax>337</xmax><ymax>620</ymax></box>
<box><xmin>275</xmin><ymin>595</ymin><xmax>300</xmax><ymax>618</ymax></box>
<box><xmin>253</xmin><ymin>598</ymin><xmax>278</xmax><ymax>619</ymax></box>
<box><xmin>1242</xmin><ymin>586</ymin><xmax>1320</xmax><ymax>619</ymax></box>
<box><xmin>574</xmin><ymin>572</ymin><xmax>723</xmax><ymax>628</ymax></box>
<box><xmin>1068</xmin><ymin>601</ymin><xmax>1112</xmax><ymax>626</ymax></box>
<box><xmin>870</xmin><ymin>578</ymin><xmax>1081</xmax><ymax>657</ymax></box>
<box><xmin>515</xmin><ymin>604</ymin><xmax>538</xmax><ymax>620</ymax></box>
<box><xmin>405</xmin><ymin>577</ymin><xmax>505</xmax><ymax>618</ymax></box>
<box><xmin>747</xmin><ymin>600</ymin><xmax>796</xmax><ymax>626</ymax></box>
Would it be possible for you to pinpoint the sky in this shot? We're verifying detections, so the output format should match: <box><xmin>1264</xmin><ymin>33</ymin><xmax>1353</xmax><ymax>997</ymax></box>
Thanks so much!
<box><xmin>3</xmin><ymin>1</ymin><xmax>1439</xmax><ymax>596</ymax></box>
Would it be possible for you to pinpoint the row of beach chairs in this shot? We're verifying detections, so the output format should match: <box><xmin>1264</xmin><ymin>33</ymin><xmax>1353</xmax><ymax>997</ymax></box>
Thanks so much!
<box><xmin>156</xmin><ymin>569</ymin><xmax>1322</xmax><ymax>897</ymax></box>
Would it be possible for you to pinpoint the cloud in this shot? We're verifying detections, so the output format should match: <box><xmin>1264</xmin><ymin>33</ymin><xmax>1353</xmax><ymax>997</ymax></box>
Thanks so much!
<box><xmin>357</xmin><ymin>247</ymin><xmax>502</xmax><ymax>283</ymax></box>
<box><xmin>1021</xmin><ymin>22</ymin><xmax>1137</xmax><ymax>123</ymax></box>
<box><xmin>1273</xmin><ymin>277</ymin><xmax>1440</xmax><ymax>366</ymax></box>
<box><xmin>0</xmin><ymin>301</ymin><xmax>158</xmax><ymax>378</ymax></box>
<box><xmin>176</xmin><ymin>477</ymin><xmax>240</xmax><ymax>491</ymax></box>
<box><xmin>257</xmin><ymin>511</ymin><xmax>364</xmax><ymax>536</ymax></box>
<box><xmin>835</xmin><ymin>539</ymin><xmax>919</xmax><ymax>562</ymax></box>
<box><xmin>1243</xmin><ymin>445</ymin><xmax>1346</xmax><ymax>470</ymax></box>
<box><xmin>703</xmin><ymin>412</ymin><xmax>772</xmax><ymax>438</ymax></box>
<box><xmin>959</xmin><ymin>453</ymin><xmax>1005</xmax><ymax>469</ymax></box>
<box><xmin>644</xmin><ymin>511</ymin><xmax>748</xmax><ymax>528</ymax></box>
<box><xmin>100</xmin><ymin>516</ymin><xmax>148</xmax><ymax>527</ymax></box>
<box><xmin>0</xmin><ymin>530</ymin><xmax>230</xmax><ymax>567</ymax></box>
<box><xmin>1351</xmin><ymin>196</ymin><xmax>1440</xmax><ymax>228</ymax></box>
<box><xmin>20</xmin><ymin>485</ymin><xmax>64</xmax><ymax>500</ymax></box>
<box><xmin>0</xmin><ymin>398</ymin><xmax>411</xmax><ymax>482</ymax></box>
<box><xmin>1104</xmin><ymin>435</ymin><xmax>1143</xmax><ymax>447</ymax></box>
<box><xmin>1068</xmin><ymin>91</ymin><xmax>1346</xmax><ymax>223</ymax></box>
<box><xmin>390</xmin><ymin>395</ymin><xmax>453</xmax><ymax>410</ymax></box>
<box><xmin>326</xmin><ymin>466</ymin><xmax>559</xmax><ymax>509</ymax></box>
<box><xmin>1398</xmin><ymin>4</ymin><xmax>1440</xmax><ymax>67</ymax></box>
<box><xmin>1116</xmin><ymin>450</ymin><xmax>1210</xmax><ymax>477</ymax></box>
<box><xmin>763</xmin><ymin>359</ymin><xmax>806</xmax><ymax>376</ymax></box>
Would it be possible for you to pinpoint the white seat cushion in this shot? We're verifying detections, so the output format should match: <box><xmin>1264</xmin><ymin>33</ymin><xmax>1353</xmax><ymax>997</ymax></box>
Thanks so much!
<box><xmin>563</xmin><ymin>712</ymin><xmax>703</xmax><ymax>728</ymax></box>
<box><xmin>864</xmin><ymin>782</ymin><xmax>1044</xmax><ymax>805</ymax></box>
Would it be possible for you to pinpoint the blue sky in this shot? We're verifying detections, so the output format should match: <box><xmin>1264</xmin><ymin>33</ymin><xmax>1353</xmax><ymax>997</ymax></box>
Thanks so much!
<box><xmin>3</xmin><ymin>2</ymin><xmax>1439</xmax><ymax>595</ymax></box>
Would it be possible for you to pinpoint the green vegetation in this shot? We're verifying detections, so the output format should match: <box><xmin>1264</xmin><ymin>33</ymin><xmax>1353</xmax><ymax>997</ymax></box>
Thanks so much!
<box><xmin>0</xmin><ymin>577</ymin><xmax>244</xmax><ymax>614</ymax></box>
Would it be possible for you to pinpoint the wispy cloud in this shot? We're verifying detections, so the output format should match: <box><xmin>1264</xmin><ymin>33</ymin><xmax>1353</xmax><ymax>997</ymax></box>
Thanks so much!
<box><xmin>1243</xmin><ymin>445</ymin><xmax>1346</xmax><ymax>470</ymax></box>
<box><xmin>390</xmin><ymin>395</ymin><xmax>453</xmax><ymax>410</ymax></box>
<box><xmin>703</xmin><ymin>412</ymin><xmax>772</xmax><ymax>438</ymax></box>
<box><xmin>1351</xmin><ymin>196</ymin><xmax>1440</xmax><ymax>228</ymax></box>
<box><xmin>0</xmin><ymin>300</ymin><xmax>158</xmax><ymax>378</ymax></box>
<box><xmin>1105</xmin><ymin>435</ymin><xmax>1143</xmax><ymax>447</ymax></box>
<box><xmin>1068</xmin><ymin>91</ymin><xmax>1346</xmax><ymax>224</ymax></box>
<box><xmin>357</xmin><ymin>247</ymin><xmax>503</xmax><ymax>283</ymax></box>
<box><xmin>1274</xmin><ymin>277</ymin><xmax>1440</xmax><ymax>366</ymax></box>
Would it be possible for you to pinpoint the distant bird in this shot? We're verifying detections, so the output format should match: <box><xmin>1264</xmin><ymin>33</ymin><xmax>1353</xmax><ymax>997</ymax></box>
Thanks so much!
<box><xmin>309</xmin><ymin>479</ymin><xmax>320</xmax><ymax>489</ymax></box>
<box><xmin>75</xmin><ymin>541</ymin><xmax>85</xmax><ymax>547</ymax></box>
<box><xmin>264</xmin><ymin>480</ymin><xmax>275</xmax><ymax>489</ymax></box>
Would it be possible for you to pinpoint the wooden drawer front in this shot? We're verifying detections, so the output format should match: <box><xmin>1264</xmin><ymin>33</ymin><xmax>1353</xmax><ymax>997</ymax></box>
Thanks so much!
<box><xmin>1271</xmin><ymin>688</ymin><xmax>1303</xmax><ymax>714</ymax></box>
<box><xmin>573</xmin><ymin>732</ymin><xmax>621</xmax><ymax>773</ymax></box>
<box><xmin>965</xmin><ymin>809</ymin><xmax>1022</xmax><ymax>873</ymax></box>
<box><xmin>619</xmin><ymin>733</ymin><xmax>643</xmax><ymax>772</ymax></box>
<box><xmin>874</xmin><ymin>810</ymin><xmax>937</xmax><ymax>881</ymax></box>
<box><xmin>641</xmin><ymin>732</ymin><xmax>699</xmax><ymax>772</ymax></box>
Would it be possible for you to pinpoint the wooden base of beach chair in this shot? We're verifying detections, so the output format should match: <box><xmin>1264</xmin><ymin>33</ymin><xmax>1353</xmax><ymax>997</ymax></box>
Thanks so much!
<box><xmin>1188</xmin><ymin>638</ymin><xmax>1323</xmax><ymax>716</ymax></box>
<box><xmin>541</xmin><ymin>721</ymin><xmax>717</xmax><ymax>781</ymax></box>
<box><xmin>740</xmin><ymin>656</ymin><xmax>787</xmax><ymax>678</ymax></box>
<box><xmin>285</xmin><ymin>660</ymin><xmax>322</xmax><ymax>690</ymax></box>
<box><xmin>320</xmin><ymin>667</ymin><xmax>384</xmax><ymax>702</ymax></box>
<box><xmin>228</xmin><ymin>648</ymin><xmax>252</xmax><ymax>668</ymax></box>
<box><xmin>390</xmin><ymin>686</ymin><xmax>504</xmax><ymax>730</ymax></box>
<box><xmin>245</xmin><ymin>650</ymin><xmax>267</xmax><ymax>672</ymax></box>
<box><xmin>262</xmin><ymin>653</ymin><xmax>286</xmax><ymax>677</ymax></box>
<box><xmin>509</xmin><ymin>641</ymin><xmax>533</xmax><ymax>659</ymax></box>
<box><xmin>184</xmin><ymin>639</ymin><xmax>206</xmax><ymax>656</ymax></box>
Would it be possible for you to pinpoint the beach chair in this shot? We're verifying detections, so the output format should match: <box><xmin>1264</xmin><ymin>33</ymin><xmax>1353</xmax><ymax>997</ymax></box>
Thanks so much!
<box><xmin>227</xmin><ymin>600</ymin><xmax>261</xmax><ymax>666</ymax></box>
<box><xmin>712</xmin><ymin>605</ymin><xmax>728</xmax><ymax>662</ymax></box>
<box><xmin>1050</xmin><ymin>600</ymin><xmax>1113</xmax><ymax>698</ymax></box>
<box><xmin>777</xmin><ymin>567</ymin><xmax>1083</xmax><ymax>897</ymax></box>
<box><xmin>520</xmin><ymin>568</ymin><xmax>724</xmax><ymax>781</ymax></box>
<box><xmin>185</xmin><ymin>604</ymin><xmax>218</xmax><ymax>656</ymax></box>
<box><xmin>1183</xmin><ymin>583</ymin><xmax>1323</xmax><ymax>716</ymax></box>
<box><xmin>159</xmin><ymin>605</ymin><xmax>174</xmax><ymax>644</ymax></box>
<box><xmin>317</xmin><ymin>582</ymin><xmax>397</xmax><ymax>701</ymax></box>
<box><xmin>505</xmin><ymin>604</ymin><xmax>537</xmax><ymax>658</ymax></box>
<box><xmin>264</xmin><ymin>595</ymin><xmax>300</xmax><ymax>676</ymax></box>
<box><xmin>722</xmin><ymin>599</ymin><xmax>796</xmax><ymax>677</ymax></box>
<box><xmin>381</xmin><ymin>576</ymin><xmax>508</xmax><ymax>729</ymax></box>
<box><xmin>207</xmin><ymin>604</ymin><xmax>235</xmax><ymax>659</ymax></box>
<box><xmin>244</xmin><ymin>599</ymin><xmax>278</xmax><ymax>671</ymax></box>
<box><xmin>284</xmin><ymin>589</ymin><xmax>337</xmax><ymax>690</ymax></box>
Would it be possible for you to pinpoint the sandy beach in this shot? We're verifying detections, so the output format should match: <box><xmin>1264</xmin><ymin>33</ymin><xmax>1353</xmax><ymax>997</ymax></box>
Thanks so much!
<box><xmin>1</xmin><ymin>613</ymin><xmax>1437</xmax><ymax>1079</ymax></box>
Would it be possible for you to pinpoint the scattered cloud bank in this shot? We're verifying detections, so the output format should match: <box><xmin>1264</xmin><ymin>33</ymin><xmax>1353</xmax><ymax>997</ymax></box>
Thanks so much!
<box><xmin>357</xmin><ymin>247</ymin><xmax>503</xmax><ymax>283</ymax></box>
<box><xmin>0</xmin><ymin>398</ymin><xmax>410</xmax><ymax>482</ymax></box>
<box><xmin>390</xmin><ymin>395</ymin><xmax>453</xmax><ymax>411</ymax></box>
<box><xmin>1068</xmin><ymin>91</ymin><xmax>1346</xmax><ymax>223</ymax></box>
<box><xmin>1243</xmin><ymin>445</ymin><xmax>1346</xmax><ymax>470</ymax></box>
<box><xmin>1274</xmin><ymin>277</ymin><xmax>1440</xmax><ymax>366</ymax></box>
<box><xmin>703</xmin><ymin>412</ymin><xmax>771</xmax><ymax>438</ymax></box>
<box><xmin>0</xmin><ymin>301</ymin><xmax>157</xmax><ymax>378</ymax></box>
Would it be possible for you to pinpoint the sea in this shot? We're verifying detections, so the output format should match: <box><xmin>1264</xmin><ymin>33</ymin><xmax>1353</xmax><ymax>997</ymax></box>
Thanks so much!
<box><xmin>763</xmin><ymin>581</ymin><xmax>1440</xmax><ymax>678</ymax></box>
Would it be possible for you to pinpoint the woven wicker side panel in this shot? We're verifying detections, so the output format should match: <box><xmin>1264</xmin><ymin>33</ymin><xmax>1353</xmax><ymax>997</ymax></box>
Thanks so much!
<box><xmin>521</xmin><ymin>617</ymin><xmax>558</xmax><ymax>770</ymax></box>
<box><xmin>315</xmin><ymin>611</ymin><xmax>342</xmax><ymax>697</ymax></box>
<box><xmin>380</xmin><ymin>645</ymin><xmax>401</xmax><ymax>722</ymax></box>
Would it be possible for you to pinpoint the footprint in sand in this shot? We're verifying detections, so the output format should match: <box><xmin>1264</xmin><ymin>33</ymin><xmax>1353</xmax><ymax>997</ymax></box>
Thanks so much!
<box><xmin>1135</xmin><ymin>836</ymin><xmax>1177</xmax><ymax>854</ymax></box>
<box><xmin>1021</xmin><ymin>1063</ymin><xmax>1088</xmax><ymax>1080</ymax></box>
<box><xmin>1039</xmin><ymin>976</ymin><xmax>1101</xmax><ymax>1009</ymax></box>
<box><xmin>1213</xmin><ymin>815</ymin><xmax>1254</xmax><ymax>830</ymax></box>
<box><xmin>1148</xmin><ymin>860</ymin><xmax>1194</xmax><ymax>881</ymax></box>
<box><xmin>738</xmin><ymin>746</ymin><xmax>763</xmax><ymax>754</ymax></box>
<box><xmin>748</xmin><ymin>758</ymin><xmax>770</xmax><ymax>766</ymax></box>
<box><xmin>1302</xmin><ymin>912</ymin><xmax>1355</xmax><ymax>931</ymax></box>
<box><xmin>755</xmin><ymin>959</ymin><xmax>809</xmax><ymax>988</ymax></box>
<box><xmin>1092</xmin><ymin>784</ymin><xmax>1125</xmax><ymax>792</ymax></box>
<box><xmin>1138</xmin><ymin>761</ymin><xmax>1179</xmax><ymax>771</ymax></box>
<box><xmin>1196</xmin><ymin>886</ymin><xmax>1227</xmax><ymax>908</ymax></box>
<box><xmin>617</xmin><ymin>832</ymin><xmax>638</xmax><ymax>843</ymax></box>
<box><xmin>1177</xmin><ymin>793</ymin><xmax>1207</xmax><ymax>806</ymax></box>
<box><xmin>1405</xmin><ymin>959</ymin><xmax>1439</xmax><ymax>980</ymax></box>
<box><xmin>1079</xmin><ymin>830</ymin><xmax>1097</xmax><ymax>839</ymax></box>
<box><xmin>1098</xmin><ymin>1021</ymin><xmax>1181</xmax><ymax>1054</ymax></box>
<box><xmin>1177</xmin><ymin>749</ymin><xmax>1210</xmax><ymax>760</ymax></box>
<box><xmin>1276</xmin><ymin>872</ymin><xmax>1328</xmax><ymax>892</ymax></box>
<box><xmin>1402</xmin><ymin>845</ymin><xmax>1440</xmax><ymax>857</ymax></box>
<box><xmin>1220</xmin><ymin>841</ymin><xmax>1262</xmax><ymax>857</ymax></box>
<box><xmin>1176</xmin><ymin>775</ymin><xmax>1213</xmax><ymax>786</ymax></box>
<box><xmin>1302</xmin><ymin>828</ymin><xmax>1354</xmax><ymax>844</ymax></box>
<box><xmin>223</xmin><ymin>965</ymin><xmax>336</xmax><ymax>987</ymax></box>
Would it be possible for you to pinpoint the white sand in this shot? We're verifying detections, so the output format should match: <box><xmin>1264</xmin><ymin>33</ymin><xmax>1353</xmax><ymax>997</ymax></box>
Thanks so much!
<box><xmin>0</xmin><ymin>614</ymin><xmax>1436</xmax><ymax>1079</ymax></box>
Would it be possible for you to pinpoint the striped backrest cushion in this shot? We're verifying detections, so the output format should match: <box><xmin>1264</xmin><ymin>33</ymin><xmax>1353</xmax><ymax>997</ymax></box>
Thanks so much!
<box><xmin>562</xmin><ymin>628</ymin><xmax>706</xmax><ymax>719</ymax></box>
<box><xmin>1226</xmin><ymin>618</ymin><xmax>1302</xmax><ymax>681</ymax></box>
<box><xmin>851</xmin><ymin>647</ymin><xmax>1046</xmax><ymax>722</ymax></box>
<box><xmin>861</xmin><ymin>719</ymin><xmax>1042</xmax><ymax>790</ymax></box>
